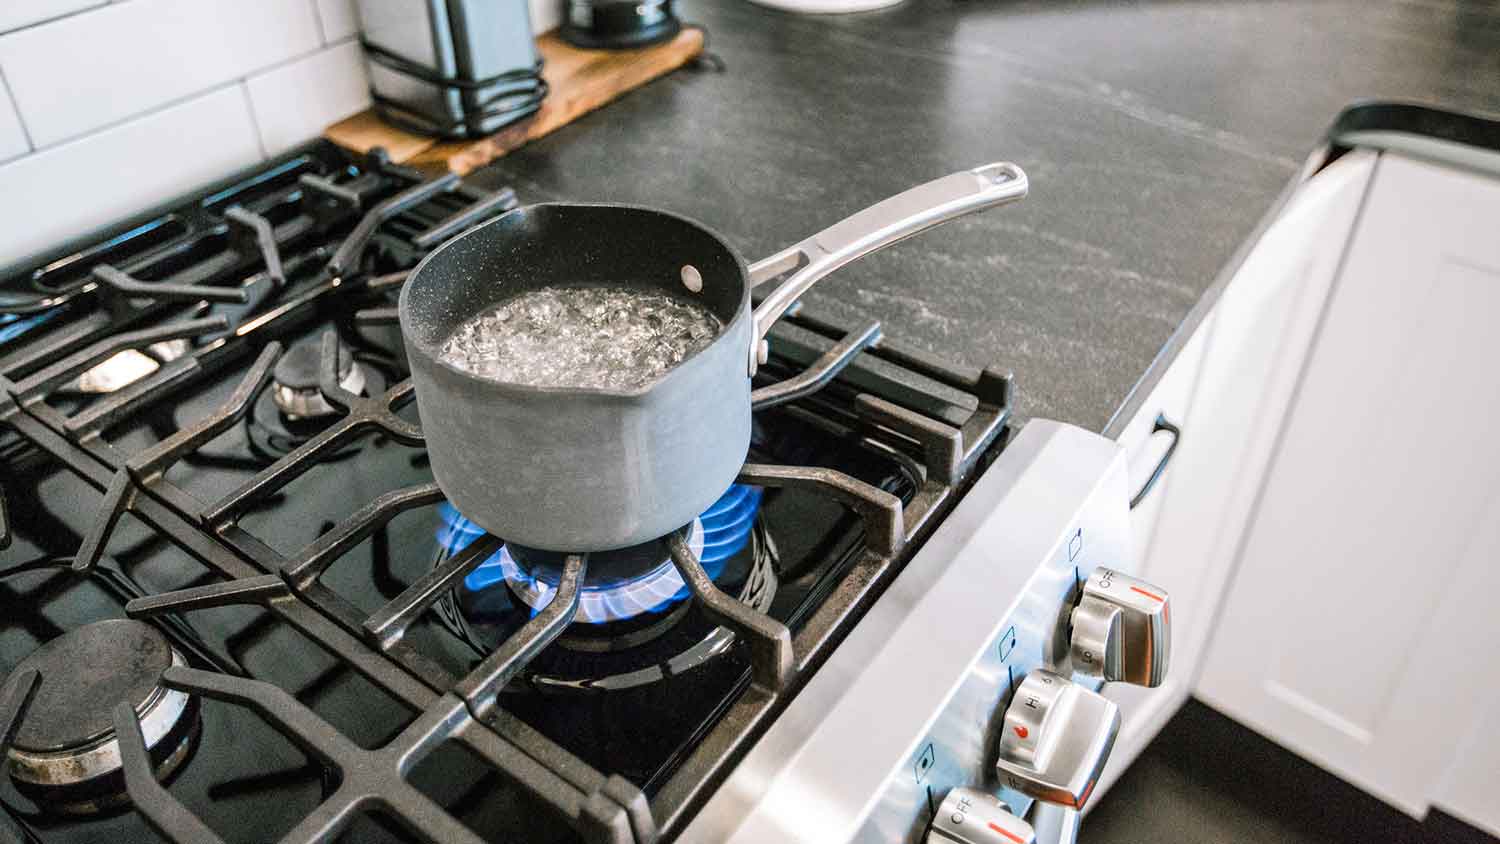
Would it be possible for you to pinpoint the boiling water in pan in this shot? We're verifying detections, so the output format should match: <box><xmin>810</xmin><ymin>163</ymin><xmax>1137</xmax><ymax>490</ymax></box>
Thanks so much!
<box><xmin>439</xmin><ymin>286</ymin><xmax>723</xmax><ymax>390</ymax></box>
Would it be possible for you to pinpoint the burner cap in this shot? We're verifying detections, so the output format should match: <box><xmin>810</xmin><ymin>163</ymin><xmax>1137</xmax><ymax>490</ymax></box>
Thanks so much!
<box><xmin>10</xmin><ymin>619</ymin><xmax>171</xmax><ymax>752</ymax></box>
<box><xmin>272</xmin><ymin>335</ymin><xmax>367</xmax><ymax>419</ymax></box>
<box><xmin>272</xmin><ymin>336</ymin><xmax>353</xmax><ymax>391</ymax></box>
<box><xmin>4</xmin><ymin>620</ymin><xmax>201</xmax><ymax>815</ymax></box>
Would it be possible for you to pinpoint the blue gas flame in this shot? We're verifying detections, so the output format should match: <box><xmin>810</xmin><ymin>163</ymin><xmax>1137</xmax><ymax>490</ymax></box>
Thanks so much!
<box><xmin>0</xmin><ymin>308</ymin><xmax>62</xmax><ymax>344</ymax></box>
<box><xmin>442</xmin><ymin>484</ymin><xmax>762</xmax><ymax>624</ymax></box>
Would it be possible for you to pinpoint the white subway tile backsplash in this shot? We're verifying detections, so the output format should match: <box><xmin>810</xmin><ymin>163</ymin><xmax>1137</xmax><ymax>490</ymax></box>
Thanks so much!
<box><xmin>0</xmin><ymin>85</ymin><xmax>261</xmax><ymax>268</ymax></box>
<box><xmin>0</xmin><ymin>0</ymin><xmax>104</xmax><ymax>35</ymax></box>
<box><xmin>0</xmin><ymin>0</ymin><xmax>320</xmax><ymax>148</ymax></box>
<box><xmin>246</xmin><ymin>40</ymin><xmax>369</xmax><ymax>157</ymax></box>
<box><xmin>0</xmin><ymin>77</ymin><xmax>30</xmax><ymax>164</ymax></box>
<box><xmin>315</xmin><ymin>0</ymin><xmax>359</xmax><ymax>43</ymax></box>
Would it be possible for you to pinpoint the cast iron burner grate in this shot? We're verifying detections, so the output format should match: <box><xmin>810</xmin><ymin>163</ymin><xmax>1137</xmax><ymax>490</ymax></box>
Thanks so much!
<box><xmin>0</xmin><ymin>142</ymin><xmax>1014</xmax><ymax>843</ymax></box>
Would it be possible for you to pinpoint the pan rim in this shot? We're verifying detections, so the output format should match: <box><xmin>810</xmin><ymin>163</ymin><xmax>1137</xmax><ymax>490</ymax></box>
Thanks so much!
<box><xmin>398</xmin><ymin>201</ymin><xmax>754</xmax><ymax>399</ymax></box>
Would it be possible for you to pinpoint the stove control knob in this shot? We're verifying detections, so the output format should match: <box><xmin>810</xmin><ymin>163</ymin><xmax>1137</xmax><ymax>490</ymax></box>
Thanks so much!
<box><xmin>1069</xmin><ymin>567</ymin><xmax>1170</xmax><ymax>687</ymax></box>
<box><xmin>995</xmin><ymin>670</ymin><xmax>1120</xmax><ymax>809</ymax></box>
<box><xmin>926</xmin><ymin>787</ymin><xmax>1035</xmax><ymax>844</ymax></box>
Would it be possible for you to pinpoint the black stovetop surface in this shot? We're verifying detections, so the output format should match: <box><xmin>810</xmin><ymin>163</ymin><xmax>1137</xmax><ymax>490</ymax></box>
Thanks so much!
<box><xmin>0</xmin><ymin>142</ymin><xmax>1010</xmax><ymax>843</ymax></box>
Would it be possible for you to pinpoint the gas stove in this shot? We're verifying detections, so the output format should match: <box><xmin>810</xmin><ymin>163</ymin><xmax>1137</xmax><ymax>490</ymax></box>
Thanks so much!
<box><xmin>0</xmin><ymin>144</ymin><xmax>1169</xmax><ymax>844</ymax></box>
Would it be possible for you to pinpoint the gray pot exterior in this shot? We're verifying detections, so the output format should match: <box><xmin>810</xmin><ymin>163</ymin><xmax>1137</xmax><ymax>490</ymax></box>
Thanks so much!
<box><xmin>399</xmin><ymin>203</ymin><xmax>753</xmax><ymax>552</ymax></box>
<box><xmin>406</xmin><ymin>317</ymin><xmax>751</xmax><ymax>551</ymax></box>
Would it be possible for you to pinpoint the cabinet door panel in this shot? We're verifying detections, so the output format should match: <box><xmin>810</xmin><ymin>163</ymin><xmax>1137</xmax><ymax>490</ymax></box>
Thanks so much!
<box><xmin>1090</xmin><ymin>149</ymin><xmax>1378</xmax><ymax>804</ymax></box>
<box><xmin>1198</xmin><ymin>152</ymin><xmax>1500</xmax><ymax>817</ymax></box>
<box><xmin>1434</xmin><ymin>693</ymin><xmax>1500</xmax><ymax>836</ymax></box>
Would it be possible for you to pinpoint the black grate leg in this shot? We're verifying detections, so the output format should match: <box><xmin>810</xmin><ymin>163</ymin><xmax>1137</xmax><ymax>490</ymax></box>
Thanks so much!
<box><xmin>751</xmin><ymin>319</ymin><xmax>882</xmax><ymax>410</ymax></box>
<box><xmin>667</xmin><ymin>532</ymin><xmax>794</xmax><ymax>691</ymax></box>
<box><xmin>114</xmin><ymin>701</ymin><xmax>226</xmax><ymax>844</ymax></box>
<box><xmin>0</xmin><ymin>668</ymin><xmax>40</xmax><ymax>757</ymax></box>
<box><xmin>738</xmin><ymin>463</ymin><xmax>905</xmax><ymax>556</ymax></box>
<box><xmin>455</xmin><ymin>555</ymin><xmax>586</xmax><ymax>723</ymax></box>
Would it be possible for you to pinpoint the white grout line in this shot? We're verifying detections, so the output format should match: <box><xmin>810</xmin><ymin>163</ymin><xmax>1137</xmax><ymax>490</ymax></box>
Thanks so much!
<box><xmin>0</xmin><ymin>65</ymin><xmax>35</xmax><ymax>155</ymax></box>
<box><xmin>0</xmin><ymin>1</ymin><xmax>111</xmax><ymax>39</ymax></box>
<box><xmin>239</xmin><ymin>81</ymin><xmax>269</xmax><ymax>161</ymax></box>
<box><xmin>3</xmin><ymin>36</ymin><xmax>361</xmax><ymax>162</ymax></box>
<box><xmin>309</xmin><ymin>0</ymin><xmax>329</xmax><ymax>45</ymax></box>
<box><xmin>23</xmin><ymin>78</ymin><xmax>246</xmax><ymax>154</ymax></box>
<box><xmin>242</xmin><ymin>38</ymin><xmax>357</xmax><ymax>85</ymax></box>
<box><xmin>2</xmin><ymin>2</ymin><xmax>341</xmax><ymax>151</ymax></box>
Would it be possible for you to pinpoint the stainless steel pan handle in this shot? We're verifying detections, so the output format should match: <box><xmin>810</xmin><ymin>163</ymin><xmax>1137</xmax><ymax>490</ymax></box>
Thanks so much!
<box><xmin>744</xmin><ymin>162</ymin><xmax>1028</xmax><ymax>373</ymax></box>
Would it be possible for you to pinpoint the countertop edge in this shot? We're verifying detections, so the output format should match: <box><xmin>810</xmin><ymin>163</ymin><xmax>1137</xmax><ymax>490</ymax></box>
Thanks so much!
<box><xmin>1102</xmin><ymin>100</ymin><xmax>1500</xmax><ymax>440</ymax></box>
<box><xmin>1099</xmin><ymin>142</ymin><xmax>1330</xmax><ymax>439</ymax></box>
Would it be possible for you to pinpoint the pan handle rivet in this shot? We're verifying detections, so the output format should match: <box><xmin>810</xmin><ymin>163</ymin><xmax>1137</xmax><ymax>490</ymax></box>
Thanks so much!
<box><xmin>757</xmin><ymin>339</ymin><xmax>769</xmax><ymax>365</ymax></box>
<box><xmin>681</xmin><ymin>264</ymin><xmax>703</xmax><ymax>293</ymax></box>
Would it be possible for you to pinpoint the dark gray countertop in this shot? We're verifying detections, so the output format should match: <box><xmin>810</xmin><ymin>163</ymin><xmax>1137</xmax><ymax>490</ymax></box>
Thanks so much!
<box><xmin>470</xmin><ymin>0</ymin><xmax>1500</xmax><ymax>431</ymax></box>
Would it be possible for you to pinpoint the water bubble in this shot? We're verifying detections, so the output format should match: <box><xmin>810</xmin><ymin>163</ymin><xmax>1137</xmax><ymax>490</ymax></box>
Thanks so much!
<box><xmin>438</xmin><ymin>286</ymin><xmax>724</xmax><ymax>389</ymax></box>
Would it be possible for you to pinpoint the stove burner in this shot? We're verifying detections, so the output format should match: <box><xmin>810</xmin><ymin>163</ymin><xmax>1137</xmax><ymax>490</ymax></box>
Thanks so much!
<box><xmin>3</xmin><ymin>620</ymin><xmax>201</xmax><ymax>815</ymax></box>
<box><xmin>271</xmin><ymin>335</ymin><xmax>367</xmax><ymax>420</ymax></box>
<box><xmin>246</xmin><ymin>354</ymin><xmax>390</xmax><ymax>461</ymax></box>
<box><xmin>502</xmin><ymin>522</ymin><xmax>706</xmax><ymax>624</ymax></box>
<box><xmin>447</xmin><ymin>485</ymin><xmax>763</xmax><ymax>625</ymax></box>
<box><xmin>447</xmin><ymin>494</ymin><xmax>780</xmax><ymax>690</ymax></box>
<box><xmin>71</xmin><ymin>339</ymin><xmax>190</xmax><ymax>394</ymax></box>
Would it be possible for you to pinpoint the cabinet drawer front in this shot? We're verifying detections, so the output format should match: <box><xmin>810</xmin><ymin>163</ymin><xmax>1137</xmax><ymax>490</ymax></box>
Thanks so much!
<box><xmin>1117</xmin><ymin>322</ymin><xmax>1208</xmax><ymax>575</ymax></box>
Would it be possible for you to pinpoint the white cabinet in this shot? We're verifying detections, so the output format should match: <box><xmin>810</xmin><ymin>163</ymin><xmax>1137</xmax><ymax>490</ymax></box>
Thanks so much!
<box><xmin>1197</xmin><ymin>152</ymin><xmax>1500</xmax><ymax>824</ymax></box>
<box><xmin>1093</xmin><ymin>307</ymin><xmax>1209</xmax><ymax>796</ymax></box>
<box><xmin>1090</xmin><ymin>149</ymin><xmax>1379</xmax><ymax>803</ymax></box>
<box><xmin>1434</xmin><ymin>693</ymin><xmax>1500</xmax><ymax>837</ymax></box>
<box><xmin>1116</xmin><ymin>319</ymin><xmax>1208</xmax><ymax>572</ymax></box>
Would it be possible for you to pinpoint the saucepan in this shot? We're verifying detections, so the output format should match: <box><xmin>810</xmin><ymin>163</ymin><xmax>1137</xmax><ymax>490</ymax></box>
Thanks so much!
<box><xmin>399</xmin><ymin>162</ymin><xmax>1028</xmax><ymax>552</ymax></box>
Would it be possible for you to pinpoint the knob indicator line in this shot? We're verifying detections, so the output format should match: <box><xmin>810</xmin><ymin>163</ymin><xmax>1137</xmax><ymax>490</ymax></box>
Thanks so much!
<box><xmin>988</xmin><ymin>821</ymin><xmax>1027</xmax><ymax>843</ymax></box>
<box><xmin>1069</xmin><ymin>568</ymin><xmax>1171</xmax><ymax>686</ymax></box>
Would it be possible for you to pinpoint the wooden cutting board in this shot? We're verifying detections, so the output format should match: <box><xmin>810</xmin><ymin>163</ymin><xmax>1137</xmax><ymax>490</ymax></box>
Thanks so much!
<box><xmin>324</xmin><ymin>28</ymin><xmax>705</xmax><ymax>175</ymax></box>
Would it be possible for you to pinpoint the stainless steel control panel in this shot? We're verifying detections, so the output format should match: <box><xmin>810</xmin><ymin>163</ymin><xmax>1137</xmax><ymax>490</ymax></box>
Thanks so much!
<box><xmin>682</xmin><ymin>420</ymin><xmax>1133</xmax><ymax>843</ymax></box>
